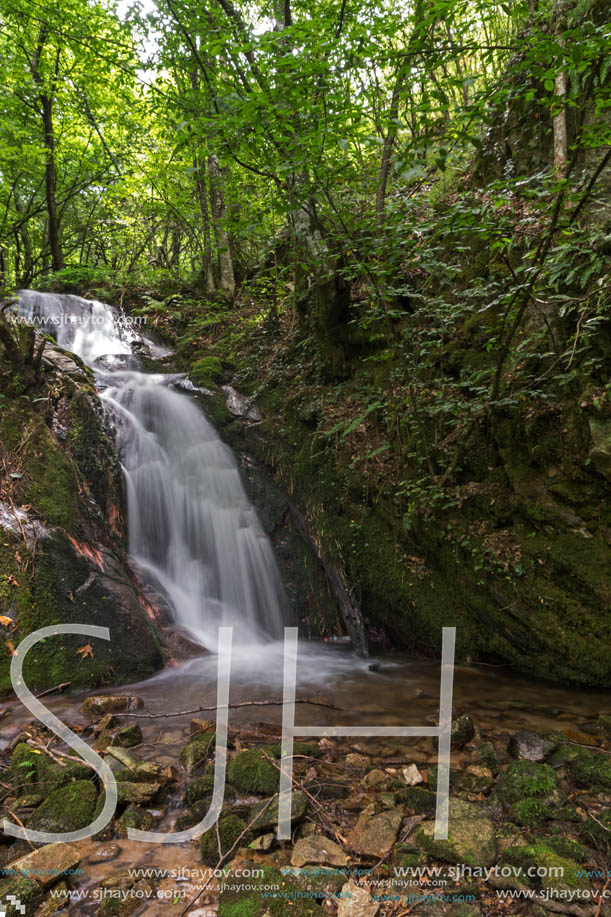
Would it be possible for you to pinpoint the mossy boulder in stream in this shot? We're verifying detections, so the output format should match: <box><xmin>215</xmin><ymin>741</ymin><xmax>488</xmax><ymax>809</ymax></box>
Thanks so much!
<box><xmin>227</xmin><ymin>748</ymin><xmax>279</xmax><ymax>795</ymax></box>
<box><xmin>11</xmin><ymin>743</ymin><xmax>90</xmax><ymax>796</ymax></box>
<box><xmin>27</xmin><ymin>780</ymin><xmax>98</xmax><ymax>834</ymax></box>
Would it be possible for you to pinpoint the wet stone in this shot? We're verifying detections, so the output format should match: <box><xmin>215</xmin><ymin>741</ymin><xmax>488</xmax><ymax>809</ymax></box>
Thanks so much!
<box><xmin>291</xmin><ymin>835</ymin><xmax>348</xmax><ymax>867</ymax></box>
<box><xmin>81</xmin><ymin>696</ymin><xmax>144</xmax><ymax>719</ymax></box>
<box><xmin>88</xmin><ymin>843</ymin><xmax>122</xmax><ymax>865</ymax></box>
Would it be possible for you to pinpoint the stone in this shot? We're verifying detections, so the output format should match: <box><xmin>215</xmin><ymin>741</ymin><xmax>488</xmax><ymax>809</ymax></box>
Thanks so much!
<box><xmin>338</xmin><ymin>879</ymin><xmax>379</xmax><ymax>916</ymax></box>
<box><xmin>116</xmin><ymin>805</ymin><xmax>154</xmax><ymax>837</ymax></box>
<box><xmin>249</xmin><ymin>791</ymin><xmax>307</xmax><ymax>831</ymax></box>
<box><xmin>218</xmin><ymin>864</ymin><xmax>320</xmax><ymax>915</ymax></box>
<box><xmin>105</xmin><ymin>747</ymin><xmax>162</xmax><ymax>782</ymax></box>
<box><xmin>291</xmin><ymin>835</ymin><xmax>348</xmax><ymax>868</ymax></box>
<box><xmin>415</xmin><ymin>798</ymin><xmax>496</xmax><ymax>868</ymax></box>
<box><xmin>0</xmin><ymin>876</ymin><xmax>43</xmax><ymax>914</ymax></box>
<box><xmin>507</xmin><ymin>730</ymin><xmax>558</xmax><ymax>762</ymax></box>
<box><xmin>249</xmin><ymin>833</ymin><xmax>275</xmax><ymax>851</ymax></box>
<box><xmin>200</xmin><ymin>814</ymin><xmax>250</xmax><ymax>866</ymax></box>
<box><xmin>469</xmin><ymin>742</ymin><xmax>499</xmax><ymax>775</ymax></box>
<box><xmin>402</xmin><ymin>764</ymin><xmax>423</xmax><ymax>786</ymax></box>
<box><xmin>550</xmin><ymin>744</ymin><xmax>611</xmax><ymax>792</ymax></box>
<box><xmin>433</xmin><ymin>715</ymin><xmax>475</xmax><ymax>751</ymax></box>
<box><xmin>93</xmin><ymin>713</ymin><xmax>119</xmax><ymax>735</ymax></box>
<box><xmin>27</xmin><ymin>780</ymin><xmax>97</xmax><ymax>834</ymax></box>
<box><xmin>184</xmin><ymin>774</ymin><xmax>215</xmax><ymax>807</ymax></box>
<box><xmin>80</xmin><ymin>695</ymin><xmax>144</xmax><ymax>718</ymax></box>
<box><xmin>88</xmin><ymin>843</ymin><xmax>122</xmax><ymax>865</ymax></box>
<box><xmin>227</xmin><ymin>747</ymin><xmax>279</xmax><ymax>795</ymax></box>
<box><xmin>363</xmin><ymin>769</ymin><xmax>391</xmax><ymax>789</ymax></box>
<box><xmin>346</xmin><ymin>753</ymin><xmax>370</xmax><ymax>768</ymax></box>
<box><xmin>113</xmin><ymin>724</ymin><xmax>143</xmax><ymax>748</ymax></box>
<box><xmin>281</xmin><ymin>865</ymin><xmax>345</xmax><ymax>897</ymax></box>
<box><xmin>116</xmin><ymin>781</ymin><xmax>162</xmax><ymax>805</ymax></box>
<box><xmin>180</xmin><ymin>732</ymin><xmax>216</xmax><ymax>775</ymax></box>
<box><xmin>347</xmin><ymin>808</ymin><xmax>402</xmax><ymax>858</ymax></box>
<box><xmin>595</xmin><ymin>713</ymin><xmax>611</xmax><ymax>737</ymax></box>
<box><xmin>460</xmin><ymin>765</ymin><xmax>494</xmax><ymax>794</ymax></box>
<box><xmin>11</xmin><ymin>842</ymin><xmax>81</xmax><ymax>887</ymax></box>
<box><xmin>10</xmin><ymin>742</ymin><xmax>90</xmax><ymax>796</ymax></box>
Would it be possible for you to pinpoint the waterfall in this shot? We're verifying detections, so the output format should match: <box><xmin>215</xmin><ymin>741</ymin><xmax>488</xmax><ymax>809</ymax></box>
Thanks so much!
<box><xmin>13</xmin><ymin>290</ymin><xmax>286</xmax><ymax>650</ymax></box>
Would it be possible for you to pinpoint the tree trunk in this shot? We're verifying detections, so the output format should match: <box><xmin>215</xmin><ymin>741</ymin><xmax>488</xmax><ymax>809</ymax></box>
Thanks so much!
<box><xmin>552</xmin><ymin>0</ymin><xmax>567</xmax><ymax>177</ymax></box>
<box><xmin>376</xmin><ymin>62</ymin><xmax>408</xmax><ymax>233</ymax></box>
<box><xmin>195</xmin><ymin>156</ymin><xmax>215</xmax><ymax>290</ymax></box>
<box><xmin>208</xmin><ymin>154</ymin><xmax>235</xmax><ymax>295</ymax></box>
<box><xmin>30</xmin><ymin>30</ymin><xmax>64</xmax><ymax>272</ymax></box>
<box><xmin>13</xmin><ymin>192</ymin><xmax>34</xmax><ymax>286</ymax></box>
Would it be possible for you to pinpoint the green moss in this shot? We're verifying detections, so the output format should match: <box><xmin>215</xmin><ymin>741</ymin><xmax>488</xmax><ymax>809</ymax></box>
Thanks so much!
<box><xmin>494</xmin><ymin>761</ymin><xmax>559</xmax><ymax>806</ymax></box>
<box><xmin>227</xmin><ymin>748</ymin><xmax>279</xmax><ymax>795</ymax></box>
<box><xmin>11</xmin><ymin>743</ymin><xmax>90</xmax><ymax>797</ymax></box>
<box><xmin>510</xmin><ymin>798</ymin><xmax>558</xmax><ymax>828</ymax></box>
<box><xmin>27</xmin><ymin>779</ymin><xmax>97</xmax><ymax>833</ymax></box>
<box><xmin>117</xmin><ymin>804</ymin><xmax>154</xmax><ymax>836</ymax></box>
<box><xmin>191</xmin><ymin>356</ymin><xmax>224</xmax><ymax>386</ymax></box>
<box><xmin>0</xmin><ymin>876</ymin><xmax>43</xmax><ymax>915</ymax></box>
<box><xmin>394</xmin><ymin>786</ymin><xmax>437</xmax><ymax>814</ymax></box>
<box><xmin>544</xmin><ymin>836</ymin><xmax>588</xmax><ymax>862</ymax></box>
<box><xmin>218</xmin><ymin>865</ymin><xmax>322</xmax><ymax>916</ymax></box>
<box><xmin>184</xmin><ymin>774</ymin><xmax>216</xmax><ymax>807</ymax></box>
<box><xmin>200</xmin><ymin>814</ymin><xmax>251</xmax><ymax>866</ymax></box>
<box><xmin>180</xmin><ymin>732</ymin><xmax>216</xmax><ymax>774</ymax></box>
<box><xmin>551</xmin><ymin>744</ymin><xmax>611</xmax><ymax>791</ymax></box>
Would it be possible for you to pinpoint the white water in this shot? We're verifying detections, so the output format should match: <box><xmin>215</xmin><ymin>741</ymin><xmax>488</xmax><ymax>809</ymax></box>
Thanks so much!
<box><xmin>14</xmin><ymin>290</ymin><xmax>286</xmax><ymax>651</ymax></box>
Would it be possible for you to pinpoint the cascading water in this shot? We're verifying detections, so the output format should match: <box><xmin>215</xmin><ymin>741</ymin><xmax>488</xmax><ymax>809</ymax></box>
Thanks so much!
<box><xmin>13</xmin><ymin>290</ymin><xmax>286</xmax><ymax>651</ymax></box>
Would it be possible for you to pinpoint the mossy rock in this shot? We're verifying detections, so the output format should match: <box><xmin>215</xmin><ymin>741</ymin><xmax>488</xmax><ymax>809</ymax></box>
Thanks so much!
<box><xmin>227</xmin><ymin>748</ymin><xmax>279</xmax><ymax>795</ymax></box>
<box><xmin>500</xmin><ymin>842</ymin><xmax>590</xmax><ymax>893</ymax></box>
<box><xmin>248</xmin><ymin>791</ymin><xmax>307</xmax><ymax>832</ymax></box>
<box><xmin>218</xmin><ymin>864</ymin><xmax>322</xmax><ymax>916</ymax></box>
<box><xmin>494</xmin><ymin>760</ymin><xmax>559</xmax><ymax>806</ymax></box>
<box><xmin>414</xmin><ymin>798</ymin><xmax>496</xmax><ymax>868</ymax></box>
<box><xmin>0</xmin><ymin>875</ymin><xmax>43</xmax><ymax>915</ymax></box>
<box><xmin>551</xmin><ymin>744</ymin><xmax>611</xmax><ymax>791</ymax></box>
<box><xmin>184</xmin><ymin>774</ymin><xmax>216</xmax><ymax>807</ymax></box>
<box><xmin>180</xmin><ymin>732</ymin><xmax>216</xmax><ymax>775</ymax></box>
<box><xmin>394</xmin><ymin>786</ymin><xmax>437</xmax><ymax>815</ymax></box>
<box><xmin>10</xmin><ymin>743</ymin><xmax>90</xmax><ymax>798</ymax></box>
<box><xmin>113</xmin><ymin>724</ymin><xmax>143</xmax><ymax>749</ymax></box>
<box><xmin>200</xmin><ymin>814</ymin><xmax>251</xmax><ymax>866</ymax></box>
<box><xmin>27</xmin><ymin>779</ymin><xmax>97</xmax><ymax>834</ymax></box>
<box><xmin>116</xmin><ymin>805</ymin><xmax>154</xmax><ymax>837</ymax></box>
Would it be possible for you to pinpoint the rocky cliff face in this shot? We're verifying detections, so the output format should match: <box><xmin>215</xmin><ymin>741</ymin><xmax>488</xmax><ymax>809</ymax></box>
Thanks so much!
<box><xmin>0</xmin><ymin>316</ymin><xmax>163</xmax><ymax>695</ymax></box>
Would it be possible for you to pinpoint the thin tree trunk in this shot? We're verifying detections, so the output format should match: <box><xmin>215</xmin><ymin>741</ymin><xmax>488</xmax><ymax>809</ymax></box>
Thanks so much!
<box><xmin>30</xmin><ymin>31</ymin><xmax>64</xmax><ymax>271</ymax></box>
<box><xmin>376</xmin><ymin>62</ymin><xmax>408</xmax><ymax>234</ymax></box>
<box><xmin>12</xmin><ymin>192</ymin><xmax>34</xmax><ymax>286</ymax></box>
<box><xmin>552</xmin><ymin>0</ymin><xmax>567</xmax><ymax>177</ymax></box>
<box><xmin>208</xmin><ymin>154</ymin><xmax>235</xmax><ymax>295</ymax></box>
